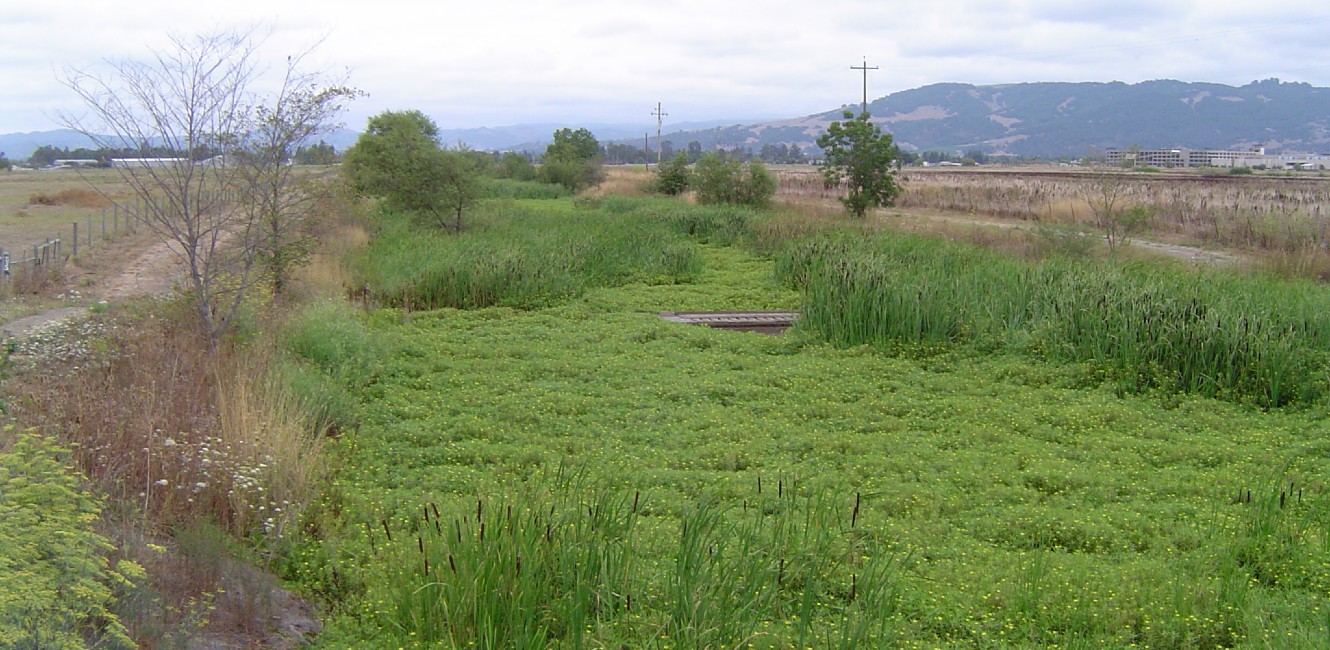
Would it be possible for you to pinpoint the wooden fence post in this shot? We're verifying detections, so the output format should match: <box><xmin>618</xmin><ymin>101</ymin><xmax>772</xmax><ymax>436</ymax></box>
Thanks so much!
<box><xmin>73</xmin><ymin>223</ymin><xmax>79</xmax><ymax>257</ymax></box>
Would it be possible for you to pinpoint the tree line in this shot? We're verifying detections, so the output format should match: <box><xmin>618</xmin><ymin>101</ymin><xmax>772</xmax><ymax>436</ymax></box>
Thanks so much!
<box><xmin>17</xmin><ymin>140</ymin><xmax>344</xmax><ymax>169</ymax></box>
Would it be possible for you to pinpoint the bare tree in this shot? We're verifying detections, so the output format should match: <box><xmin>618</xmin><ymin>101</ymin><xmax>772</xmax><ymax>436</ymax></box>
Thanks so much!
<box><xmin>61</xmin><ymin>31</ymin><xmax>355</xmax><ymax>347</ymax></box>
<box><xmin>232</xmin><ymin>57</ymin><xmax>359</xmax><ymax>301</ymax></box>
<box><xmin>1083</xmin><ymin>171</ymin><xmax>1151</xmax><ymax>257</ymax></box>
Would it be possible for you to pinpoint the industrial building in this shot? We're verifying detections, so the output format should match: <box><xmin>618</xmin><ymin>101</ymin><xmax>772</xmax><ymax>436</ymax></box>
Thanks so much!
<box><xmin>1106</xmin><ymin>147</ymin><xmax>1329</xmax><ymax>170</ymax></box>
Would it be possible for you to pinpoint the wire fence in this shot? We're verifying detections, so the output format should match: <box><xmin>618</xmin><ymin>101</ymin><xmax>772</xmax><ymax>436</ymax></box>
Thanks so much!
<box><xmin>0</xmin><ymin>199</ymin><xmax>149</xmax><ymax>282</ymax></box>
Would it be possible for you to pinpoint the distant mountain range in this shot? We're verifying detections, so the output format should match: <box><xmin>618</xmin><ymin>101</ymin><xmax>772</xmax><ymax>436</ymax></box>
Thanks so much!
<box><xmin>5</xmin><ymin>80</ymin><xmax>1327</xmax><ymax>161</ymax></box>
<box><xmin>657</xmin><ymin>79</ymin><xmax>1330</xmax><ymax>158</ymax></box>
<box><xmin>0</xmin><ymin>119</ymin><xmax>755</xmax><ymax>161</ymax></box>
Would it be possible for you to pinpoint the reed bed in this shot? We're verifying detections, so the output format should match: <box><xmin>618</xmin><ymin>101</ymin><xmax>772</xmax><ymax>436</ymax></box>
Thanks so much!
<box><xmin>780</xmin><ymin>231</ymin><xmax>1330</xmax><ymax>407</ymax></box>
<box><xmin>350</xmin><ymin>199</ymin><xmax>703</xmax><ymax>310</ymax></box>
<box><xmin>362</xmin><ymin>475</ymin><xmax>900</xmax><ymax>649</ymax></box>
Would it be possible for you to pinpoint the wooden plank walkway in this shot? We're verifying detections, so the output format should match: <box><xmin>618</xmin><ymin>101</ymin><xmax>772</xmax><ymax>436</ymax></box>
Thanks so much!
<box><xmin>658</xmin><ymin>311</ymin><xmax>799</xmax><ymax>335</ymax></box>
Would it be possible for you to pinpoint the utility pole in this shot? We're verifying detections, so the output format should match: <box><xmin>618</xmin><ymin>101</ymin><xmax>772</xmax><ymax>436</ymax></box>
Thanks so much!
<box><xmin>850</xmin><ymin>57</ymin><xmax>878</xmax><ymax>117</ymax></box>
<box><xmin>644</xmin><ymin>133</ymin><xmax>650</xmax><ymax>172</ymax></box>
<box><xmin>652</xmin><ymin>102</ymin><xmax>668</xmax><ymax>165</ymax></box>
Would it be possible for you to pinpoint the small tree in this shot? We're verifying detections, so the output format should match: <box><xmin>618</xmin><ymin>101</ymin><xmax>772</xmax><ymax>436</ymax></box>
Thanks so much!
<box><xmin>343</xmin><ymin>110</ymin><xmax>479</xmax><ymax>234</ymax></box>
<box><xmin>816</xmin><ymin>110</ymin><xmax>902</xmax><ymax>218</ymax></box>
<box><xmin>0</xmin><ymin>153</ymin><xmax>11</xmax><ymax>171</ymax></box>
<box><xmin>62</xmin><ymin>31</ymin><xmax>352</xmax><ymax>348</ymax></box>
<box><xmin>233</xmin><ymin>60</ymin><xmax>359</xmax><ymax>301</ymax></box>
<box><xmin>652</xmin><ymin>152</ymin><xmax>691</xmax><ymax>195</ymax></box>
<box><xmin>1084</xmin><ymin>172</ymin><xmax>1151</xmax><ymax>257</ymax></box>
<box><xmin>496</xmin><ymin>152</ymin><xmax>536</xmax><ymax>181</ymax></box>
<box><xmin>539</xmin><ymin>127</ymin><xmax>604</xmax><ymax>192</ymax></box>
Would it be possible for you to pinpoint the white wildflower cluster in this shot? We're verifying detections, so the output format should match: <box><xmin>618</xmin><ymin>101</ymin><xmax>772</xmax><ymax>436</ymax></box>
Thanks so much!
<box><xmin>5</xmin><ymin>313</ymin><xmax>117</xmax><ymax>369</ymax></box>
<box><xmin>56</xmin><ymin>289</ymin><xmax>83</xmax><ymax>301</ymax></box>
<box><xmin>157</xmin><ymin>433</ymin><xmax>292</xmax><ymax>538</ymax></box>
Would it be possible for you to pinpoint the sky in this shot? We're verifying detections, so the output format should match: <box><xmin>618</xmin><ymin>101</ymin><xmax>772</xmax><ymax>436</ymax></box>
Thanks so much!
<box><xmin>3</xmin><ymin>0</ymin><xmax>1329</xmax><ymax>135</ymax></box>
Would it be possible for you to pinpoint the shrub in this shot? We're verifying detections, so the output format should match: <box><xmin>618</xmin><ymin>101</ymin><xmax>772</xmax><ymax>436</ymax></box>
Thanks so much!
<box><xmin>538</xmin><ymin>158</ymin><xmax>605</xmax><ymax>193</ymax></box>
<box><xmin>693</xmin><ymin>154</ymin><xmax>776</xmax><ymax>208</ymax></box>
<box><xmin>495</xmin><ymin>152</ymin><xmax>537</xmax><ymax>181</ymax></box>
<box><xmin>652</xmin><ymin>152</ymin><xmax>692</xmax><ymax>196</ymax></box>
<box><xmin>0</xmin><ymin>433</ymin><xmax>136</xmax><ymax>649</ymax></box>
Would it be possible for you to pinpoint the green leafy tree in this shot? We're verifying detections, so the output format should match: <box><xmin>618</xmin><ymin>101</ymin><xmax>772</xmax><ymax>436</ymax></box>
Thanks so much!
<box><xmin>26</xmin><ymin>145</ymin><xmax>62</xmax><ymax>168</ymax></box>
<box><xmin>692</xmin><ymin>153</ymin><xmax>776</xmax><ymax>208</ymax></box>
<box><xmin>816</xmin><ymin>111</ymin><xmax>903</xmax><ymax>218</ymax></box>
<box><xmin>343</xmin><ymin>110</ymin><xmax>480</xmax><ymax>234</ymax></box>
<box><xmin>540</xmin><ymin>127</ymin><xmax>604</xmax><ymax>192</ymax></box>
<box><xmin>293</xmin><ymin>140</ymin><xmax>338</xmax><ymax>165</ymax></box>
<box><xmin>545</xmin><ymin>127</ymin><xmax>600</xmax><ymax>162</ymax></box>
<box><xmin>652</xmin><ymin>152</ymin><xmax>692</xmax><ymax>195</ymax></box>
<box><xmin>496</xmin><ymin>152</ymin><xmax>537</xmax><ymax>181</ymax></box>
<box><xmin>686</xmin><ymin>140</ymin><xmax>703</xmax><ymax>163</ymax></box>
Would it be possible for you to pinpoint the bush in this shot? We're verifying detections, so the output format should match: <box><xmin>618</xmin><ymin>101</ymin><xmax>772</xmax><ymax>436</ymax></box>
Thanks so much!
<box><xmin>538</xmin><ymin>158</ymin><xmax>605</xmax><ymax>193</ymax></box>
<box><xmin>0</xmin><ymin>433</ymin><xmax>136</xmax><ymax>649</ymax></box>
<box><xmin>652</xmin><ymin>152</ymin><xmax>692</xmax><ymax>196</ymax></box>
<box><xmin>1230</xmin><ymin>166</ymin><xmax>1254</xmax><ymax>175</ymax></box>
<box><xmin>692</xmin><ymin>154</ymin><xmax>776</xmax><ymax>208</ymax></box>
<box><xmin>495</xmin><ymin>152</ymin><xmax>537</xmax><ymax>181</ymax></box>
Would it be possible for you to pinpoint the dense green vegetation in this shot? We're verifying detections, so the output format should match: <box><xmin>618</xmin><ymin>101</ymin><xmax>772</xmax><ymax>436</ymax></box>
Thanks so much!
<box><xmin>781</xmin><ymin>232</ymin><xmax>1330</xmax><ymax>407</ymax></box>
<box><xmin>0</xmin><ymin>433</ymin><xmax>137</xmax><ymax>649</ymax></box>
<box><xmin>285</xmin><ymin>195</ymin><xmax>1330</xmax><ymax>648</ymax></box>
<box><xmin>347</xmin><ymin>199</ymin><xmax>704</xmax><ymax>310</ymax></box>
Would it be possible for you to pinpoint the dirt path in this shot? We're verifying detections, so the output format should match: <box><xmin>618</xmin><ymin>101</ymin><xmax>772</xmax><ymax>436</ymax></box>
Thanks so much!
<box><xmin>1</xmin><ymin>235</ymin><xmax>322</xmax><ymax>648</ymax></box>
<box><xmin>882</xmin><ymin>207</ymin><xmax>1249</xmax><ymax>266</ymax></box>
<box><xmin>97</xmin><ymin>236</ymin><xmax>183</xmax><ymax>302</ymax></box>
<box><xmin>1</xmin><ymin>237</ymin><xmax>182</xmax><ymax>341</ymax></box>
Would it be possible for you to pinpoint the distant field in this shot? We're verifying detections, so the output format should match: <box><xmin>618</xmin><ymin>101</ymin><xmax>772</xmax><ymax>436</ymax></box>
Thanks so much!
<box><xmin>775</xmin><ymin>166</ymin><xmax>1330</xmax><ymax>255</ymax></box>
<box><xmin>0</xmin><ymin>168</ymin><xmax>141</xmax><ymax>257</ymax></box>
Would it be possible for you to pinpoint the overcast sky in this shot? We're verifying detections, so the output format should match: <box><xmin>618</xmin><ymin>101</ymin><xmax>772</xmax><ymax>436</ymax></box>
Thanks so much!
<box><xmin>3</xmin><ymin>1</ymin><xmax>1329</xmax><ymax>134</ymax></box>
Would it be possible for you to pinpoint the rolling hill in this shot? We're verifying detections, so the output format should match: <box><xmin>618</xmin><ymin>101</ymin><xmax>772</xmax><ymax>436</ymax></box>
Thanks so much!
<box><xmin>658</xmin><ymin>78</ymin><xmax>1330</xmax><ymax>158</ymax></box>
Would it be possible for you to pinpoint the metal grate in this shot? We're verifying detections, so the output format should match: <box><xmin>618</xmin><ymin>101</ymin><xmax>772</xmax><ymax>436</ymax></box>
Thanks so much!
<box><xmin>658</xmin><ymin>311</ymin><xmax>799</xmax><ymax>334</ymax></box>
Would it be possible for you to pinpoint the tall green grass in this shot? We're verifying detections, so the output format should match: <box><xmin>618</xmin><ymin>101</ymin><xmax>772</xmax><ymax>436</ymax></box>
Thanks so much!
<box><xmin>356</xmin><ymin>473</ymin><xmax>903</xmax><ymax>649</ymax></box>
<box><xmin>780</xmin><ymin>231</ymin><xmax>1330</xmax><ymax>406</ymax></box>
<box><xmin>351</xmin><ymin>199</ymin><xmax>703</xmax><ymax>310</ymax></box>
<box><xmin>481</xmin><ymin>178</ymin><xmax>570</xmax><ymax>200</ymax></box>
<box><xmin>590</xmin><ymin>195</ymin><xmax>762</xmax><ymax>245</ymax></box>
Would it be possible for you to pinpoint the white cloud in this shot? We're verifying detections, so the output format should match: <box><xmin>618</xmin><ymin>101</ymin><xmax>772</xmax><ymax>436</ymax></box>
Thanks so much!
<box><xmin>2</xmin><ymin>0</ymin><xmax>1327</xmax><ymax>134</ymax></box>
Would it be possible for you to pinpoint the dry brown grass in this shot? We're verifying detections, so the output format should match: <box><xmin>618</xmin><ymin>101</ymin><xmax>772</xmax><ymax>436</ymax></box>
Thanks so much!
<box><xmin>1253</xmin><ymin>245</ymin><xmax>1330</xmax><ymax>282</ymax></box>
<box><xmin>28</xmin><ymin>187</ymin><xmax>113</xmax><ymax>208</ymax></box>
<box><xmin>294</xmin><ymin>221</ymin><xmax>368</xmax><ymax>300</ymax></box>
<box><xmin>8</xmin><ymin>301</ymin><xmax>324</xmax><ymax>539</ymax></box>
<box><xmin>778</xmin><ymin>168</ymin><xmax>1330</xmax><ymax>258</ymax></box>
<box><xmin>587</xmin><ymin>165</ymin><xmax>652</xmax><ymax>197</ymax></box>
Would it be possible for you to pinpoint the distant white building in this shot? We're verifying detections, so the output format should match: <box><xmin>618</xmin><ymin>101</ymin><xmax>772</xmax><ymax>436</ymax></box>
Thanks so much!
<box><xmin>53</xmin><ymin>159</ymin><xmax>103</xmax><ymax>168</ymax></box>
<box><xmin>108</xmin><ymin>156</ymin><xmax>231</xmax><ymax>169</ymax></box>
<box><xmin>110</xmin><ymin>157</ymin><xmax>189</xmax><ymax>169</ymax></box>
<box><xmin>1107</xmin><ymin>147</ymin><xmax>1329</xmax><ymax>170</ymax></box>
